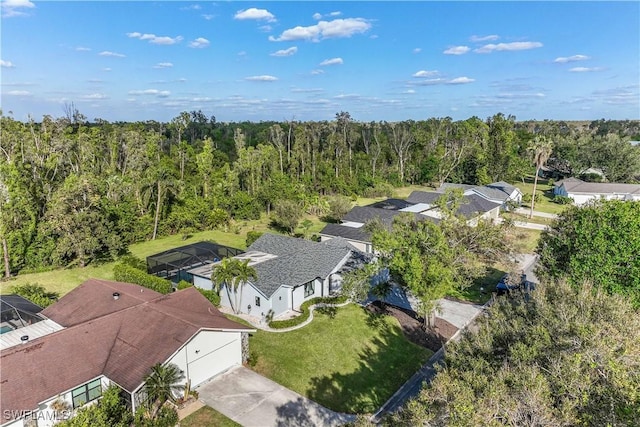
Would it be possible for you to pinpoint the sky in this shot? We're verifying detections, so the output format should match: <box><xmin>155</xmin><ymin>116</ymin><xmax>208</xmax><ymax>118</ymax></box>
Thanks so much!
<box><xmin>1</xmin><ymin>1</ymin><xmax>639</xmax><ymax>123</ymax></box>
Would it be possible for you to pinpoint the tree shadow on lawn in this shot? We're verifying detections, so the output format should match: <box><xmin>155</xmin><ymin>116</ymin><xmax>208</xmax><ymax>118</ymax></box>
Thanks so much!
<box><xmin>305</xmin><ymin>309</ymin><xmax>431</xmax><ymax>414</ymax></box>
<box><xmin>275</xmin><ymin>396</ymin><xmax>353</xmax><ymax>427</ymax></box>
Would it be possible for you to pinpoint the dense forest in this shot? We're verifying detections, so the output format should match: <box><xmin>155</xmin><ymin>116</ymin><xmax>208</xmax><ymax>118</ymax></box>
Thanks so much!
<box><xmin>1</xmin><ymin>109</ymin><xmax>639</xmax><ymax>277</ymax></box>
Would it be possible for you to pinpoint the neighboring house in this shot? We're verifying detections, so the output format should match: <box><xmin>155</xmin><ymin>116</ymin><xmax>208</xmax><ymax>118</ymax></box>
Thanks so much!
<box><xmin>406</xmin><ymin>191</ymin><xmax>501</xmax><ymax>226</ymax></box>
<box><xmin>320</xmin><ymin>191</ymin><xmax>501</xmax><ymax>252</ymax></box>
<box><xmin>438</xmin><ymin>181</ymin><xmax>523</xmax><ymax>208</ymax></box>
<box><xmin>189</xmin><ymin>234</ymin><xmax>359</xmax><ymax>318</ymax></box>
<box><xmin>0</xmin><ymin>294</ymin><xmax>63</xmax><ymax>351</ymax></box>
<box><xmin>554</xmin><ymin>177</ymin><xmax>640</xmax><ymax>205</ymax></box>
<box><xmin>0</xmin><ymin>279</ymin><xmax>253</xmax><ymax>427</ymax></box>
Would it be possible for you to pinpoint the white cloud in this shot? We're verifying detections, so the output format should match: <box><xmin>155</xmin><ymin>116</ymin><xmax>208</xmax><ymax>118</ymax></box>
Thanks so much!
<box><xmin>0</xmin><ymin>59</ymin><xmax>15</xmax><ymax>68</ymax></box>
<box><xmin>554</xmin><ymin>54</ymin><xmax>590</xmax><ymax>63</ymax></box>
<box><xmin>181</xmin><ymin>4</ymin><xmax>201</xmax><ymax>10</ymax></box>
<box><xmin>475</xmin><ymin>41</ymin><xmax>543</xmax><ymax>53</ymax></box>
<box><xmin>245</xmin><ymin>75</ymin><xmax>278</xmax><ymax>81</ymax></box>
<box><xmin>447</xmin><ymin>76</ymin><xmax>475</xmax><ymax>84</ymax></box>
<box><xmin>269</xmin><ymin>18</ymin><xmax>371</xmax><ymax>42</ymax></box>
<box><xmin>329</xmin><ymin>11</ymin><xmax>342</xmax><ymax>17</ymax></box>
<box><xmin>444</xmin><ymin>46</ymin><xmax>470</xmax><ymax>55</ymax></box>
<box><xmin>81</xmin><ymin>93</ymin><xmax>108</xmax><ymax>100</ymax></box>
<box><xmin>311</xmin><ymin>69</ymin><xmax>325</xmax><ymax>75</ymax></box>
<box><xmin>413</xmin><ymin>48</ymin><xmax>422</xmax><ymax>54</ymax></box>
<box><xmin>312</xmin><ymin>13</ymin><xmax>322</xmax><ymax>20</ymax></box>
<box><xmin>412</xmin><ymin>70</ymin><xmax>439</xmax><ymax>78</ymax></box>
<box><xmin>495</xmin><ymin>92</ymin><xmax>545</xmax><ymax>99</ymax></box>
<box><xmin>319</xmin><ymin>57</ymin><xmax>343</xmax><ymax>66</ymax></box>
<box><xmin>202</xmin><ymin>14</ymin><xmax>215</xmax><ymax>20</ymax></box>
<box><xmin>569</xmin><ymin>67</ymin><xmax>603</xmax><ymax>72</ymax></box>
<box><xmin>592</xmin><ymin>85</ymin><xmax>639</xmax><ymax>105</ymax></box>
<box><xmin>259</xmin><ymin>25</ymin><xmax>273</xmax><ymax>32</ymax></box>
<box><xmin>1</xmin><ymin>0</ymin><xmax>35</xmax><ymax>17</ymax></box>
<box><xmin>75</xmin><ymin>47</ymin><xmax>91</xmax><ymax>52</ymax></box>
<box><xmin>128</xmin><ymin>89</ymin><xmax>171</xmax><ymax>97</ymax></box>
<box><xmin>404</xmin><ymin>89</ymin><xmax>416</xmax><ymax>94</ymax></box>
<box><xmin>99</xmin><ymin>51</ymin><xmax>125</xmax><ymax>57</ymax></box>
<box><xmin>6</xmin><ymin>90</ymin><xmax>31</xmax><ymax>96</ymax></box>
<box><xmin>413</xmin><ymin>78</ymin><xmax>447</xmax><ymax>86</ymax></box>
<box><xmin>234</xmin><ymin>8</ymin><xmax>276</xmax><ymax>22</ymax></box>
<box><xmin>127</xmin><ymin>32</ymin><xmax>183</xmax><ymax>45</ymax></box>
<box><xmin>270</xmin><ymin>46</ymin><xmax>298</xmax><ymax>57</ymax></box>
<box><xmin>153</xmin><ymin>62</ymin><xmax>174</xmax><ymax>69</ymax></box>
<box><xmin>189</xmin><ymin>37</ymin><xmax>210</xmax><ymax>48</ymax></box>
<box><xmin>470</xmin><ymin>34</ymin><xmax>499</xmax><ymax>42</ymax></box>
<box><xmin>103</xmin><ymin>68</ymin><xmax>112</xmax><ymax>72</ymax></box>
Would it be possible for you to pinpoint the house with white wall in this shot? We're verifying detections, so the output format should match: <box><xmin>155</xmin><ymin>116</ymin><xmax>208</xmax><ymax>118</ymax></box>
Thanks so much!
<box><xmin>439</xmin><ymin>181</ymin><xmax>523</xmax><ymax>208</ymax></box>
<box><xmin>554</xmin><ymin>177</ymin><xmax>640</xmax><ymax>205</ymax></box>
<box><xmin>0</xmin><ymin>279</ymin><xmax>253</xmax><ymax>427</ymax></box>
<box><xmin>189</xmin><ymin>234</ymin><xmax>358</xmax><ymax>318</ymax></box>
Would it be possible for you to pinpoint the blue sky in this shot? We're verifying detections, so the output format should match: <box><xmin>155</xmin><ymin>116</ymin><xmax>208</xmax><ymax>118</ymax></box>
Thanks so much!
<box><xmin>1</xmin><ymin>1</ymin><xmax>639</xmax><ymax>122</ymax></box>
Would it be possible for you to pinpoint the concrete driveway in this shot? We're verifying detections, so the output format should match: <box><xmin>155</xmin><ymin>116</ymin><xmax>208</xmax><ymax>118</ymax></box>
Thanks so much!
<box><xmin>196</xmin><ymin>366</ymin><xmax>355</xmax><ymax>427</ymax></box>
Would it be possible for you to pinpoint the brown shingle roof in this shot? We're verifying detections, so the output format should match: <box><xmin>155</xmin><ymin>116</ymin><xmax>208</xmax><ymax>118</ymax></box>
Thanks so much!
<box><xmin>1</xmin><ymin>281</ymin><xmax>251</xmax><ymax>417</ymax></box>
<box><xmin>42</xmin><ymin>279</ymin><xmax>162</xmax><ymax>327</ymax></box>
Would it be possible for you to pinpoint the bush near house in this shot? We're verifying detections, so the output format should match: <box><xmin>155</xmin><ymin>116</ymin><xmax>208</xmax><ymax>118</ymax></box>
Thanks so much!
<box><xmin>268</xmin><ymin>295</ymin><xmax>347</xmax><ymax>329</ymax></box>
<box><xmin>113</xmin><ymin>263</ymin><xmax>172</xmax><ymax>294</ymax></box>
<box><xmin>10</xmin><ymin>283</ymin><xmax>59</xmax><ymax>308</ymax></box>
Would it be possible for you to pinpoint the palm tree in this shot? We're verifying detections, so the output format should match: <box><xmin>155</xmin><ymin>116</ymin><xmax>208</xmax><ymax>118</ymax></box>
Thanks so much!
<box><xmin>528</xmin><ymin>136</ymin><xmax>553</xmax><ymax>218</ymax></box>
<box><xmin>143</xmin><ymin>363</ymin><xmax>185</xmax><ymax>419</ymax></box>
<box><xmin>212</xmin><ymin>258</ymin><xmax>257</xmax><ymax>314</ymax></box>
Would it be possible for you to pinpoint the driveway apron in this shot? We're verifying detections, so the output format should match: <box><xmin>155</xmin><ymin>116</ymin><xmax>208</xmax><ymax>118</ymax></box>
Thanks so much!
<box><xmin>196</xmin><ymin>366</ymin><xmax>355</xmax><ymax>427</ymax></box>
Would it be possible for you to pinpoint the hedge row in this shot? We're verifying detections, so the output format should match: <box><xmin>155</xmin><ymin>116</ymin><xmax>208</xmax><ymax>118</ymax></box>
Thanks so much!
<box><xmin>113</xmin><ymin>263</ymin><xmax>172</xmax><ymax>294</ymax></box>
<box><xmin>268</xmin><ymin>295</ymin><xmax>347</xmax><ymax>329</ymax></box>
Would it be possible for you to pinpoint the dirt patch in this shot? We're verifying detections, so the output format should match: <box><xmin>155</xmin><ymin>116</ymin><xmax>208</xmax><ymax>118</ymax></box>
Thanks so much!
<box><xmin>366</xmin><ymin>301</ymin><xmax>458</xmax><ymax>352</ymax></box>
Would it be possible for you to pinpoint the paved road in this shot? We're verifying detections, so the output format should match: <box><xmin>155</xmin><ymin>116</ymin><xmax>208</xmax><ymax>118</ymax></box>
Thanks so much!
<box><xmin>197</xmin><ymin>366</ymin><xmax>355</xmax><ymax>427</ymax></box>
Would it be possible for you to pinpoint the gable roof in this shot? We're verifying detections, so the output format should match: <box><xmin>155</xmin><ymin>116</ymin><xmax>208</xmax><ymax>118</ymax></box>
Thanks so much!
<box><xmin>405</xmin><ymin>191</ymin><xmax>500</xmax><ymax>218</ymax></box>
<box><xmin>472</xmin><ymin>181</ymin><xmax>519</xmax><ymax>202</ymax></box>
<box><xmin>319</xmin><ymin>223</ymin><xmax>372</xmax><ymax>243</ymax></box>
<box><xmin>406</xmin><ymin>190</ymin><xmax>445</xmax><ymax>205</ymax></box>
<box><xmin>366</xmin><ymin>198</ymin><xmax>413</xmax><ymax>210</ymax></box>
<box><xmin>245</xmin><ymin>234</ymin><xmax>352</xmax><ymax>297</ymax></box>
<box><xmin>1</xmin><ymin>281</ymin><xmax>250</xmax><ymax>417</ymax></box>
<box><xmin>554</xmin><ymin>176</ymin><xmax>584</xmax><ymax>188</ymax></box>
<box><xmin>562</xmin><ymin>181</ymin><xmax>640</xmax><ymax>195</ymax></box>
<box><xmin>42</xmin><ymin>279</ymin><xmax>162</xmax><ymax>327</ymax></box>
<box><xmin>437</xmin><ymin>183</ymin><xmax>477</xmax><ymax>192</ymax></box>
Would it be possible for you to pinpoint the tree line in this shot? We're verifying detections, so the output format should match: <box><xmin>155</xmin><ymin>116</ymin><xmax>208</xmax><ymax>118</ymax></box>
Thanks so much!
<box><xmin>1</xmin><ymin>110</ymin><xmax>638</xmax><ymax>276</ymax></box>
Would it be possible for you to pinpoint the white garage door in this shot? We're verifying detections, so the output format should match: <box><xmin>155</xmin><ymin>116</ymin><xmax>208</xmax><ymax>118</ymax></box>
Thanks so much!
<box><xmin>188</xmin><ymin>337</ymin><xmax>241</xmax><ymax>387</ymax></box>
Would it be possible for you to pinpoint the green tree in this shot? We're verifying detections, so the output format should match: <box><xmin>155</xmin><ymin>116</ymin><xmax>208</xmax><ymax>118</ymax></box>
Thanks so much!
<box><xmin>389</xmin><ymin>280</ymin><xmax>640</xmax><ymax>426</ymax></box>
<box><xmin>536</xmin><ymin>199</ymin><xmax>640</xmax><ymax>307</ymax></box>
<box><xmin>327</xmin><ymin>195</ymin><xmax>352</xmax><ymax>222</ymax></box>
<box><xmin>527</xmin><ymin>136</ymin><xmax>553</xmax><ymax>217</ymax></box>
<box><xmin>142</xmin><ymin>363</ymin><xmax>185</xmax><ymax>419</ymax></box>
<box><xmin>212</xmin><ymin>258</ymin><xmax>257</xmax><ymax>314</ymax></box>
<box><xmin>271</xmin><ymin>199</ymin><xmax>304</xmax><ymax>234</ymax></box>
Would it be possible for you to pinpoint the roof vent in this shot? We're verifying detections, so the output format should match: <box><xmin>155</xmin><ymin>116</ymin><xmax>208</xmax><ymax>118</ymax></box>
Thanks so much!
<box><xmin>113</xmin><ymin>292</ymin><xmax>120</xmax><ymax>300</ymax></box>
<box><xmin>20</xmin><ymin>335</ymin><xmax>29</xmax><ymax>343</ymax></box>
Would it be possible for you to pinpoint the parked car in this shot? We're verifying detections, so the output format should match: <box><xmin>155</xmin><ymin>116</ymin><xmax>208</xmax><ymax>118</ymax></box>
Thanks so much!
<box><xmin>496</xmin><ymin>272</ymin><xmax>535</xmax><ymax>295</ymax></box>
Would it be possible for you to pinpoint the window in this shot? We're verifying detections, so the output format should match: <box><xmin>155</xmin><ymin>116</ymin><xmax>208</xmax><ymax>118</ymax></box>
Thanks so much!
<box><xmin>304</xmin><ymin>281</ymin><xmax>315</xmax><ymax>298</ymax></box>
<box><xmin>255</xmin><ymin>296</ymin><xmax>261</xmax><ymax>307</ymax></box>
<box><xmin>72</xmin><ymin>379</ymin><xmax>102</xmax><ymax>408</ymax></box>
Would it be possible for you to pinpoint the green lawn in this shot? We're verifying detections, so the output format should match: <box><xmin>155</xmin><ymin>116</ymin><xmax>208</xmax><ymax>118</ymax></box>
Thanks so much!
<box><xmin>180</xmin><ymin>406</ymin><xmax>241</xmax><ymax>427</ymax></box>
<box><xmin>249</xmin><ymin>304</ymin><xmax>432</xmax><ymax>414</ymax></box>
<box><xmin>512</xmin><ymin>177</ymin><xmax>568</xmax><ymax>215</ymax></box>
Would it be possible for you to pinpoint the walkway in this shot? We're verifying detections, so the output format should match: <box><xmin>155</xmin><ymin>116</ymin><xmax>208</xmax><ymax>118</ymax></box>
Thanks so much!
<box><xmin>496</xmin><ymin>217</ymin><xmax>549</xmax><ymax>231</ymax></box>
<box><xmin>197</xmin><ymin>366</ymin><xmax>355</xmax><ymax>427</ymax></box>
<box><xmin>219</xmin><ymin>301</ymin><xmax>351</xmax><ymax>333</ymax></box>
<box><xmin>514</xmin><ymin>207</ymin><xmax>559</xmax><ymax>219</ymax></box>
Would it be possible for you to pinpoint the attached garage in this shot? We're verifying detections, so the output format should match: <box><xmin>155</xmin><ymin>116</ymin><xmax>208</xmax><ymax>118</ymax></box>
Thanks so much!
<box><xmin>169</xmin><ymin>330</ymin><xmax>244</xmax><ymax>388</ymax></box>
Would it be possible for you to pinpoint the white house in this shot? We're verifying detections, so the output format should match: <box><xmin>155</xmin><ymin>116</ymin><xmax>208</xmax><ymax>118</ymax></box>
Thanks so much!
<box><xmin>554</xmin><ymin>177</ymin><xmax>640</xmax><ymax>205</ymax></box>
<box><xmin>189</xmin><ymin>234</ymin><xmax>358</xmax><ymax>318</ymax></box>
<box><xmin>439</xmin><ymin>181</ymin><xmax>523</xmax><ymax>209</ymax></box>
<box><xmin>0</xmin><ymin>279</ymin><xmax>253</xmax><ymax>427</ymax></box>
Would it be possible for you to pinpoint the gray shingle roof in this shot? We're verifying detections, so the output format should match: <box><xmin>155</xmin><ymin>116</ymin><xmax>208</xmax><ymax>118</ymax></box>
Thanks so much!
<box><xmin>366</xmin><ymin>198</ymin><xmax>413</xmax><ymax>210</ymax></box>
<box><xmin>246</xmin><ymin>234</ymin><xmax>352</xmax><ymax>297</ymax></box>
<box><xmin>472</xmin><ymin>181</ymin><xmax>518</xmax><ymax>202</ymax></box>
<box><xmin>437</xmin><ymin>183</ymin><xmax>477</xmax><ymax>192</ymax></box>
<box><xmin>319</xmin><ymin>223</ymin><xmax>372</xmax><ymax>243</ymax></box>
<box><xmin>343</xmin><ymin>206</ymin><xmax>404</xmax><ymax>224</ymax></box>
<box><xmin>457</xmin><ymin>194</ymin><xmax>502</xmax><ymax>218</ymax></box>
<box><xmin>562</xmin><ymin>181</ymin><xmax>640</xmax><ymax>195</ymax></box>
<box><xmin>406</xmin><ymin>191</ymin><xmax>444</xmax><ymax>204</ymax></box>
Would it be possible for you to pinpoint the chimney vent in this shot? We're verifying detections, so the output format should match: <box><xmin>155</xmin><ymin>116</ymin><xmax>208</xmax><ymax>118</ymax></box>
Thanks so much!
<box><xmin>20</xmin><ymin>335</ymin><xmax>29</xmax><ymax>343</ymax></box>
<box><xmin>113</xmin><ymin>292</ymin><xmax>120</xmax><ymax>300</ymax></box>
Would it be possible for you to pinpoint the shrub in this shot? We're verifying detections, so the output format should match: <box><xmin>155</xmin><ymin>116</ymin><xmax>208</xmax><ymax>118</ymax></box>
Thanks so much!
<box><xmin>521</xmin><ymin>193</ymin><xmax>540</xmax><ymax>204</ymax></box>
<box><xmin>176</xmin><ymin>280</ymin><xmax>192</xmax><ymax>290</ymax></box>
<box><xmin>10</xmin><ymin>283</ymin><xmax>59</xmax><ymax>308</ymax></box>
<box><xmin>554</xmin><ymin>195</ymin><xmax>573</xmax><ymax>205</ymax></box>
<box><xmin>197</xmin><ymin>288</ymin><xmax>221</xmax><ymax>306</ymax></box>
<box><xmin>117</xmin><ymin>254</ymin><xmax>147</xmax><ymax>271</ymax></box>
<box><xmin>113</xmin><ymin>263</ymin><xmax>172</xmax><ymax>294</ymax></box>
<box><xmin>246</xmin><ymin>231</ymin><xmax>263</xmax><ymax>247</ymax></box>
<box><xmin>363</xmin><ymin>182</ymin><xmax>394</xmax><ymax>198</ymax></box>
<box><xmin>268</xmin><ymin>296</ymin><xmax>347</xmax><ymax>329</ymax></box>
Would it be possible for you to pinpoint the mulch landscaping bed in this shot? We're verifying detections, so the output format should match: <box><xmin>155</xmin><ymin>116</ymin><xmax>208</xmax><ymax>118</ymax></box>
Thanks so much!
<box><xmin>366</xmin><ymin>301</ymin><xmax>459</xmax><ymax>352</ymax></box>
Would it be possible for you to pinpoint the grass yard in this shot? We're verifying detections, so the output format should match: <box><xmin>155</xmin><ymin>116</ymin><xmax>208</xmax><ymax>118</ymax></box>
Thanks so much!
<box><xmin>448</xmin><ymin>267</ymin><xmax>507</xmax><ymax>304</ymax></box>
<box><xmin>180</xmin><ymin>406</ymin><xmax>241</xmax><ymax>427</ymax></box>
<box><xmin>249</xmin><ymin>304</ymin><xmax>432</xmax><ymax>414</ymax></box>
<box><xmin>502</xmin><ymin>211</ymin><xmax>554</xmax><ymax>226</ymax></box>
<box><xmin>512</xmin><ymin>176</ymin><xmax>568</xmax><ymax>215</ymax></box>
